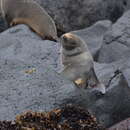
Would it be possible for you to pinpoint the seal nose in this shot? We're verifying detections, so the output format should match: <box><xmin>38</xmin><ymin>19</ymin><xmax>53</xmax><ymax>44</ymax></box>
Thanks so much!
<box><xmin>62</xmin><ymin>35</ymin><xmax>68</xmax><ymax>42</ymax></box>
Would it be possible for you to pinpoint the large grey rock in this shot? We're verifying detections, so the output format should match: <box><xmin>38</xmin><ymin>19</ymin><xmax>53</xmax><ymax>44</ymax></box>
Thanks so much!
<box><xmin>0</xmin><ymin>24</ymin><xmax>88</xmax><ymax>120</ymax></box>
<box><xmin>72</xmin><ymin>20</ymin><xmax>112</xmax><ymax>59</ymax></box>
<box><xmin>36</xmin><ymin>0</ymin><xmax>129</xmax><ymax>32</ymax></box>
<box><xmin>0</xmin><ymin>24</ymin><xmax>130</xmax><ymax>128</ymax></box>
<box><xmin>90</xmin><ymin>60</ymin><xmax>130</xmax><ymax>127</ymax></box>
<box><xmin>0</xmin><ymin>0</ymin><xmax>129</xmax><ymax>33</ymax></box>
<box><xmin>98</xmin><ymin>10</ymin><xmax>130</xmax><ymax>63</ymax></box>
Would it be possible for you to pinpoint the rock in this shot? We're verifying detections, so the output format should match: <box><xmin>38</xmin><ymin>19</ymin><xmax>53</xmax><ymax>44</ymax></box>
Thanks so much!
<box><xmin>86</xmin><ymin>60</ymin><xmax>130</xmax><ymax>127</ymax></box>
<box><xmin>0</xmin><ymin>16</ymin><xmax>8</xmax><ymax>33</ymax></box>
<box><xmin>36</xmin><ymin>0</ymin><xmax>129</xmax><ymax>32</ymax></box>
<box><xmin>0</xmin><ymin>0</ymin><xmax>129</xmax><ymax>33</ymax></box>
<box><xmin>98</xmin><ymin>10</ymin><xmax>130</xmax><ymax>63</ymax></box>
<box><xmin>108</xmin><ymin>118</ymin><xmax>130</xmax><ymax>130</ymax></box>
<box><xmin>0</xmin><ymin>24</ymin><xmax>130</xmax><ymax>128</ymax></box>
<box><xmin>0</xmin><ymin>24</ymin><xmax>85</xmax><ymax>120</ymax></box>
<box><xmin>72</xmin><ymin>20</ymin><xmax>112</xmax><ymax>59</ymax></box>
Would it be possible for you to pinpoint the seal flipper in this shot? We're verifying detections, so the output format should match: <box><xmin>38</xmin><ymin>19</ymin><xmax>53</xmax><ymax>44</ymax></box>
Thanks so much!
<box><xmin>89</xmin><ymin>68</ymin><xmax>106</xmax><ymax>94</ymax></box>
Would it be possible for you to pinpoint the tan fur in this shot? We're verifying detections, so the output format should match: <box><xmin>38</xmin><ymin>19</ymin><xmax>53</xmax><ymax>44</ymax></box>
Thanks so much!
<box><xmin>60</xmin><ymin>33</ymin><xmax>106</xmax><ymax>94</ymax></box>
<box><xmin>0</xmin><ymin>0</ymin><xmax>58</xmax><ymax>41</ymax></box>
<box><xmin>10</xmin><ymin>17</ymin><xmax>44</xmax><ymax>38</ymax></box>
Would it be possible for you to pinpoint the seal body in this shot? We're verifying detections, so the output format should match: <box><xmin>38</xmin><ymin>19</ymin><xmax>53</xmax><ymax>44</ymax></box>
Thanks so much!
<box><xmin>60</xmin><ymin>33</ymin><xmax>106</xmax><ymax>94</ymax></box>
<box><xmin>1</xmin><ymin>0</ymin><xmax>58</xmax><ymax>41</ymax></box>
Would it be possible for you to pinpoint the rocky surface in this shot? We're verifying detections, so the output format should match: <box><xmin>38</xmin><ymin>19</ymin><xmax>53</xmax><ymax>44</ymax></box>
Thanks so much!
<box><xmin>0</xmin><ymin>8</ymin><xmax>130</xmax><ymax>129</ymax></box>
<box><xmin>0</xmin><ymin>25</ymin><xmax>82</xmax><ymax>120</ymax></box>
<box><xmin>0</xmin><ymin>0</ymin><xmax>130</xmax><ymax>33</ymax></box>
<box><xmin>72</xmin><ymin>20</ymin><xmax>112</xmax><ymax>59</ymax></box>
<box><xmin>36</xmin><ymin>0</ymin><xmax>129</xmax><ymax>32</ymax></box>
<box><xmin>98</xmin><ymin>10</ymin><xmax>130</xmax><ymax>63</ymax></box>
<box><xmin>108</xmin><ymin>118</ymin><xmax>130</xmax><ymax>130</ymax></box>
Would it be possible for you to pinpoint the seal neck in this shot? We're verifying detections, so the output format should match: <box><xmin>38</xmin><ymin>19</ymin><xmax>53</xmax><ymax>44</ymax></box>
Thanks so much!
<box><xmin>63</xmin><ymin>47</ymin><xmax>83</xmax><ymax>57</ymax></box>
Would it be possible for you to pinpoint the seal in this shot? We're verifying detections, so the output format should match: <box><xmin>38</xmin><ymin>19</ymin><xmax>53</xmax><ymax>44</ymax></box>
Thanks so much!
<box><xmin>60</xmin><ymin>33</ymin><xmax>106</xmax><ymax>94</ymax></box>
<box><xmin>0</xmin><ymin>0</ymin><xmax>58</xmax><ymax>41</ymax></box>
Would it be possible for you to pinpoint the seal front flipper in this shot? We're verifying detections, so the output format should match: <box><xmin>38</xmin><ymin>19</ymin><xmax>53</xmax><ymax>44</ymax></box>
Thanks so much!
<box><xmin>10</xmin><ymin>17</ymin><xmax>23</xmax><ymax>26</ymax></box>
<box><xmin>87</xmin><ymin>68</ymin><xmax>106</xmax><ymax>94</ymax></box>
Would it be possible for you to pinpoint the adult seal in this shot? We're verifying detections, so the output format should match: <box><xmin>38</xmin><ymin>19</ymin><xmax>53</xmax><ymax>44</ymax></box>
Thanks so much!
<box><xmin>0</xmin><ymin>0</ymin><xmax>58</xmax><ymax>41</ymax></box>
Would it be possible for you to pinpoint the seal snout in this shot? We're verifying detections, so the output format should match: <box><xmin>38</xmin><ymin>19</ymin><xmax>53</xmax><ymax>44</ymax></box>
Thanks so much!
<box><xmin>62</xmin><ymin>33</ymin><xmax>74</xmax><ymax>41</ymax></box>
<box><xmin>62</xmin><ymin>35</ymin><xmax>68</xmax><ymax>42</ymax></box>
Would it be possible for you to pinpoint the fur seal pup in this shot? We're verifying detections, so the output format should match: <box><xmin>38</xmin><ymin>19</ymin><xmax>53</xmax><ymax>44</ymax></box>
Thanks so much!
<box><xmin>0</xmin><ymin>0</ymin><xmax>58</xmax><ymax>41</ymax></box>
<box><xmin>60</xmin><ymin>33</ymin><xmax>106</xmax><ymax>94</ymax></box>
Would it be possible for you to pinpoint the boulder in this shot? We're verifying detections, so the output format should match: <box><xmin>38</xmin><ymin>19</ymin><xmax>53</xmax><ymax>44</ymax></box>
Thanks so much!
<box><xmin>89</xmin><ymin>60</ymin><xmax>130</xmax><ymax>127</ymax></box>
<box><xmin>37</xmin><ymin>0</ymin><xmax>129</xmax><ymax>32</ymax></box>
<box><xmin>0</xmin><ymin>0</ymin><xmax>129</xmax><ymax>33</ymax></box>
<box><xmin>72</xmin><ymin>20</ymin><xmax>112</xmax><ymax>59</ymax></box>
<box><xmin>0</xmin><ymin>25</ymin><xmax>82</xmax><ymax>120</ymax></box>
<box><xmin>108</xmin><ymin>118</ymin><xmax>130</xmax><ymax>130</ymax></box>
<box><xmin>98</xmin><ymin>10</ymin><xmax>130</xmax><ymax>63</ymax></box>
<box><xmin>0</xmin><ymin>24</ymin><xmax>130</xmax><ymax>128</ymax></box>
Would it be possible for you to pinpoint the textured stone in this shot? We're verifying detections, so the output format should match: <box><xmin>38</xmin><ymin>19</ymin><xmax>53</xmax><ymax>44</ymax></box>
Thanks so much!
<box><xmin>0</xmin><ymin>23</ymin><xmax>130</xmax><ymax>128</ymax></box>
<box><xmin>0</xmin><ymin>0</ymin><xmax>129</xmax><ymax>33</ymax></box>
<box><xmin>98</xmin><ymin>11</ymin><xmax>130</xmax><ymax>63</ymax></box>
<box><xmin>72</xmin><ymin>20</ymin><xmax>112</xmax><ymax>59</ymax></box>
<box><xmin>37</xmin><ymin>0</ymin><xmax>128</xmax><ymax>32</ymax></box>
